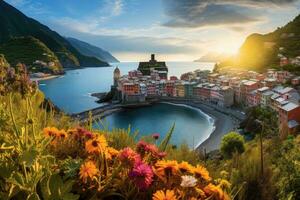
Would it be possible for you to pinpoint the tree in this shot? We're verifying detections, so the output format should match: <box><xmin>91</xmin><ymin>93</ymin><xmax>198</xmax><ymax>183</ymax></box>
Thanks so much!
<box><xmin>221</xmin><ymin>132</ymin><xmax>245</xmax><ymax>159</ymax></box>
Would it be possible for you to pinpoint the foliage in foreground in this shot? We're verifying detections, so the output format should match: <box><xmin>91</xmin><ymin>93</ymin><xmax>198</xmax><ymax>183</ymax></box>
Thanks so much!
<box><xmin>0</xmin><ymin>64</ymin><xmax>231</xmax><ymax>199</ymax></box>
<box><xmin>0</xmin><ymin>96</ymin><xmax>231</xmax><ymax>199</ymax></box>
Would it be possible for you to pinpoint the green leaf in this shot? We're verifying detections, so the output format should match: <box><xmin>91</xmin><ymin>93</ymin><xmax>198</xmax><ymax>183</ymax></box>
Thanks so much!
<box><xmin>19</xmin><ymin>147</ymin><xmax>38</xmax><ymax>166</ymax></box>
<box><xmin>159</xmin><ymin>123</ymin><xmax>175</xmax><ymax>151</ymax></box>
<box><xmin>62</xmin><ymin>193</ymin><xmax>80</xmax><ymax>200</ymax></box>
<box><xmin>9</xmin><ymin>172</ymin><xmax>25</xmax><ymax>188</ymax></box>
<box><xmin>61</xmin><ymin>180</ymin><xmax>75</xmax><ymax>194</ymax></box>
<box><xmin>49</xmin><ymin>173</ymin><xmax>63</xmax><ymax>197</ymax></box>
<box><xmin>40</xmin><ymin>176</ymin><xmax>51</xmax><ymax>200</ymax></box>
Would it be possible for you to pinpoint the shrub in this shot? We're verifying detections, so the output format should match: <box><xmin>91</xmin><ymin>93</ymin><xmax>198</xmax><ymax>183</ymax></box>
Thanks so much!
<box><xmin>221</xmin><ymin>132</ymin><xmax>245</xmax><ymax>159</ymax></box>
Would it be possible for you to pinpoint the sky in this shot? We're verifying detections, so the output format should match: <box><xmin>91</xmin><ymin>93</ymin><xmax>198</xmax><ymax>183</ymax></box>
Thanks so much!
<box><xmin>5</xmin><ymin>0</ymin><xmax>300</xmax><ymax>61</ymax></box>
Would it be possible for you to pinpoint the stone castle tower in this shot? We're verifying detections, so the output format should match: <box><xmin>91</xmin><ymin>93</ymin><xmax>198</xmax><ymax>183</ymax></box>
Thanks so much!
<box><xmin>113</xmin><ymin>66</ymin><xmax>120</xmax><ymax>86</ymax></box>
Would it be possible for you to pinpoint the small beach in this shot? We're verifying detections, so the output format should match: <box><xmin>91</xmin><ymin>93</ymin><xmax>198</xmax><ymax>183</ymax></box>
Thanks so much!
<box><xmin>74</xmin><ymin>100</ymin><xmax>240</xmax><ymax>152</ymax></box>
<box><xmin>30</xmin><ymin>75</ymin><xmax>61</xmax><ymax>82</ymax></box>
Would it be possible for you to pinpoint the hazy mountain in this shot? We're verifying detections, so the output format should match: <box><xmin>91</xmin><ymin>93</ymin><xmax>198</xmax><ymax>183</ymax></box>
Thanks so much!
<box><xmin>194</xmin><ymin>52</ymin><xmax>232</xmax><ymax>63</ymax></box>
<box><xmin>0</xmin><ymin>1</ymin><xmax>108</xmax><ymax>69</ymax></box>
<box><xmin>67</xmin><ymin>37</ymin><xmax>119</xmax><ymax>63</ymax></box>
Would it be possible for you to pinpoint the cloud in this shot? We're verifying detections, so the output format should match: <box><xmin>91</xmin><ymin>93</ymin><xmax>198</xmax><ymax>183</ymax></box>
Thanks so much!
<box><xmin>162</xmin><ymin>0</ymin><xmax>299</xmax><ymax>28</ymax></box>
<box><xmin>111</xmin><ymin>0</ymin><xmax>123</xmax><ymax>16</ymax></box>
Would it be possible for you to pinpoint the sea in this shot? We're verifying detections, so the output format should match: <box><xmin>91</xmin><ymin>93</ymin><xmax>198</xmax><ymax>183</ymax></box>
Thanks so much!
<box><xmin>39</xmin><ymin>61</ymin><xmax>215</xmax><ymax>148</ymax></box>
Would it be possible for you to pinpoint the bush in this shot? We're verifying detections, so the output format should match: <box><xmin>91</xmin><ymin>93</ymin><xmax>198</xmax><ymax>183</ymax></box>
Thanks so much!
<box><xmin>221</xmin><ymin>132</ymin><xmax>245</xmax><ymax>159</ymax></box>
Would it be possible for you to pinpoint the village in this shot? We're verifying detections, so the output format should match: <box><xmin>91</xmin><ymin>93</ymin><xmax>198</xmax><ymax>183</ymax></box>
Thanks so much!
<box><xmin>113</xmin><ymin>54</ymin><xmax>300</xmax><ymax>139</ymax></box>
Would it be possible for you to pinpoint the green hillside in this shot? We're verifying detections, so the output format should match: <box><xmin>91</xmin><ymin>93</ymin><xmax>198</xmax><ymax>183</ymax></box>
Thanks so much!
<box><xmin>0</xmin><ymin>1</ymin><xmax>108</xmax><ymax>68</ymax></box>
<box><xmin>0</xmin><ymin>37</ymin><xmax>62</xmax><ymax>73</ymax></box>
<box><xmin>218</xmin><ymin>14</ymin><xmax>300</xmax><ymax>72</ymax></box>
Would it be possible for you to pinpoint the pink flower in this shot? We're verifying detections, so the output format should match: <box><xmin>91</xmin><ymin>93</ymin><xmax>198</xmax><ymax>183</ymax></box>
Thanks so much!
<box><xmin>152</xmin><ymin>133</ymin><xmax>160</xmax><ymax>140</ymax></box>
<box><xmin>129</xmin><ymin>162</ymin><xmax>153</xmax><ymax>190</ymax></box>
<box><xmin>118</xmin><ymin>147</ymin><xmax>141</xmax><ymax>165</ymax></box>
<box><xmin>76</xmin><ymin>127</ymin><xmax>94</xmax><ymax>139</ymax></box>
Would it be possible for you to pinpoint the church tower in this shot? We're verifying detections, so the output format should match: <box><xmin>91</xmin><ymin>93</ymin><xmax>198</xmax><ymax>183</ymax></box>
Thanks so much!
<box><xmin>113</xmin><ymin>66</ymin><xmax>120</xmax><ymax>86</ymax></box>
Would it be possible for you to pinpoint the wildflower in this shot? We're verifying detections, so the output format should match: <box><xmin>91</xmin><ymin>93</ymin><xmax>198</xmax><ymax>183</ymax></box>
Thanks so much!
<box><xmin>118</xmin><ymin>147</ymin><xmax>141</xmax><ymax>165</ymax></box>
<box><xmin>180</xmin><ymin>175</ymin><xmax>197</xmax><ymax>188</ymax></box>
<box><xmin>57</xmin><ymin>129</ymin><xmax>68</xmax><ymax>139</ymax></box>
<box><xmin>152</xmin><ymin>189</ymin><xmax>178</xmax><ymax>200</ymax></box>
<box><xmin>105</xmin><ymin>147</ymin><xmax>119</xmax><ymax>160</ymax></box>
<box><xmin>129</xmin><ymin>162</ymin><xmax>154</xmax><ymax>190</ymax></box>
<box><xmin>43</xmin><ymin>127</ymin><xmax>59</xmax><ymax>137</ymax></box>
<box><xmin>107</xmin><ymin>147</ymin><xmax>119</xmax><ymax>157</ymax></box>
<box><xmin>79</xmin><ymin>161</ymin><xmax>99</xmax><ymax>183</ymax></box>
<box><xmin>193</xmin><ymin>165</ymin><xmax>211</xmax><ymax>181</ymax></box>
<box><xmin>136</xmin><ymin>141</ymin><xmax>166</xmax><ymax>159</ymax></box>
<box><xmin>77</xmin><ymin>127</ymin><xmax>94</xmax><ymax>139</ymax></box>
<box><xmin>178</xmin><ymin>161</ymin><xmax>193</xmax><ymax>174</ymax></box>
<box><xmin>154</xmin><ymin>160</ymin><xmax>178</xmax><ymax>178</ymax></box>
<box><xmin>136</xmin><ymin>140</ymin><xmax>148</xmax><ymax>154</ymax></box>
<box><xmin>152</xmin><ymin>133</ymin><xmax>160</xmax><ymax>140</ymax></box>
<box><xmin>204</xmin><ymin>183</ymin><xmax>230</xmax><ymax>200</ymax></box>
<box><xmin>85</xmin><ymin>135</ymin><xmax>107</xmax><ymax>154</ymax></box>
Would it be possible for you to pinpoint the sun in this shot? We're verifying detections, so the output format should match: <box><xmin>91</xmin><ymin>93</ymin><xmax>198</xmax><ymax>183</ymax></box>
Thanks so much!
<box><xmin>215</xmin><ymin>37</ymin><xmax>244</xmax><ymax>55</ymax></box>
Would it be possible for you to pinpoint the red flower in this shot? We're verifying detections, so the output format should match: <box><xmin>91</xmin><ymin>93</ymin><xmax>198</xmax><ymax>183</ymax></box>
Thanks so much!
<box><xmin>152</xmin><ymin>133</ymin><xmax>160</xmax><ymax>140</ymax></box>
<box><xmin>129</xmin><ymin>162</ymin><xmax>154</xmax><ymax>190</ymax></box>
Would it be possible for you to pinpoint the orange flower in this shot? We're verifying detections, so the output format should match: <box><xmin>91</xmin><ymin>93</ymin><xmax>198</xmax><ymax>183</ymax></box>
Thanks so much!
<box><xmin>43</xmin><ymin>127</ymin><xmax>59</xmax><ymax>137</ymax></box>
<box><xmin>152</xmin><ymin>189</ymin><xmax>178</xmax><ymax>200</ymax></box>
<box><xmin>79</xmin><ymin>161</ymin><xmax>99</xmax><ymax>183</ymax></box>
<box><xmin>105</xmin><ymin>147</ymin><xmax>119</xmax><ymax>160</ymax></box>
<box><xmin>153</xmin><ymin>160</ymin><xmax>178</xmax><ymax>179</ymax></box>
<box><xmin>107</xmin><ymin>147</ymin><xmax>119</xmax><ymax>157</ymax></box>
<box><xmin>193</xmin><ymin>165</ymin><xmax>211</xmax><ymax>181</ymax></box>
<box><xmin>85</xmin><ymin>135</ymin><xmax>107</xmax><ymax>154</ymax></box>
<box><xmin>178</xmin><ymin>161</ymin><xmax>193</xmax><ymax>174</ymax></box>
<box><xmin>57</xmin><ymin>129</ymin><xmax>68</xmax><ymax>139</ymax></box>
<box><xmin>203</xmin><ymin>183</ymin><xmax>230</xmax><ymax>200</ymax></box>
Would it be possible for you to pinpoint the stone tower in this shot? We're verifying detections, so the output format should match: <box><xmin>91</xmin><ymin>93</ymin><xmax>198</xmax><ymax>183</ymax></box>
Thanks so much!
<box><xmin>113</xmin><ymin>66</ymin><xmax>121</xmax><ymax>86</ymax></box>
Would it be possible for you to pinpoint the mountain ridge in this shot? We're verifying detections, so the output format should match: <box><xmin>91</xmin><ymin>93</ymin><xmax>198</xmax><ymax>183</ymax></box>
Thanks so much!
<box><xmin>0</xmin><ymin>0</ymin><xmax>109</xmax><ymax>69</ymax></box>
<box><xmin>67</xmin><ymin>37</ymin><xmax>119</xmax><ymax>63</ymax></box>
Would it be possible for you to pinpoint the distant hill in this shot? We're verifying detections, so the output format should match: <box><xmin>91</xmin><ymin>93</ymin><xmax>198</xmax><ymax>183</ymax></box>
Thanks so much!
<box><xmin>0</xmin><ymin>0</ymin><xmax>108</xmax><ymax>69</ymax></box>
<box><xmin>217</xmin><ymin>14</ymin><xmax>300</xmax><ymax>72</ymax></box>
<box><xmin>0</xmin><ymin>36</ymin><xmax>62</xmax><ymax>73</ymax></box>
<box><xmin>67</xmin><ymin>37</ymin><xmax>119</xmax><ymax>63</ymax></box>
<box><xmin>194</xmin><ymin>52</ymin><xmax>231</xmax><ymax>63</ymax></box>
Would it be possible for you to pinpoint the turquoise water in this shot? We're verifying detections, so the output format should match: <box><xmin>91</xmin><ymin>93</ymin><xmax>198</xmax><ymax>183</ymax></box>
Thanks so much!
<box><xmin>39</xmin><ymin>62</ymin><xmax>215</xmax><ymax>147</ymax></box>
<box><xmin>40</xmin><ymin>62</ymin><xmax>214</xmax><ymax>113</ymax></box>
<box><xmin>100</xmin><ymin>102</ymin><xmax>215</xmax><ymax>148</ymax></box>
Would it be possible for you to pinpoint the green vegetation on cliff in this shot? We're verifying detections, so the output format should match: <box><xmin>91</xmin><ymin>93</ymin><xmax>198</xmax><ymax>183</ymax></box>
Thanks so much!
<box><xmin>0</xmin><ymin>0</ymin><xmax>108</xmax><ymax>69</ymax></box>
<box><xmin>217</xmin><ymin>14</ymin><xmax>300</xmax><ymax>72</ymax></box>
<box><xmin>0</xmin><ymin>37</ymin><xmax>62</xmax><ymax>73</ymax></box>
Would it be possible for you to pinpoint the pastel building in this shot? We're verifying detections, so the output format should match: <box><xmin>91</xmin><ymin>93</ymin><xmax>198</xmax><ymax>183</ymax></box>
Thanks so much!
<box><xmin>278</xmin><ymin>102</ymin><xmax>300</xmax><ymax>138</ymax></box>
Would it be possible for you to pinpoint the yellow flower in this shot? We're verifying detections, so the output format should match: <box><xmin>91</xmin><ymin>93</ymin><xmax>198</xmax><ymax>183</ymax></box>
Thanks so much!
<box><xmin>85</xmin><ymin>135</ymin><xmax>107</xmax><ymax>154</ymax></box>
<box><xmin>153</xmin><ymin>160</ymin><xmax>178</xmax><ymax>179</ymax></box>
<box><xmin>152</xmin><ymin>189</ymin><xmax>178</xmax><ymax>200</ymax></box>
<box><xmin>79</xmin><ymin>161</ymin><xmax>99</xmax><ymax>183</ymax></box>
<box><xmin>193</xmin><ymin>165</ymin><xmax>211</xmax><ymax>181</ymax></box>
<box><xmin>57</xmin><ymin>129</ymin><xmax>68</xmax><ymax>139</ymax></box>
<box><xmin>43</xmin><ymin>127</ymin><xmax>59</xmax><ymax>137</ymax></box>
<box><xmin>107</xmin><ymin>147</ymin><xmax>119</xmax><ymax>156</ymax></box>
<box><xmin>104</xmin><ymin>147</ymin><xmax>119</xmax><ymax>160</ymax></box>
<box><xmin>204</xmin><ymin>183</ymin><xmax>230</xmax><ymax>200</ymax></box>
<box><xmin>178</xmin><ymin>161</ymin><xmax>193</xmax><ymax>174</ymax></box>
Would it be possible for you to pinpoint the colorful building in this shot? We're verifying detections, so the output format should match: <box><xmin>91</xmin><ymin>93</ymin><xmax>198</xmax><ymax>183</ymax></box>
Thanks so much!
<box><xmin>278</xmin><ymin>102</ymin><xmax>300</xmax><ymax>138</ymax></box>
